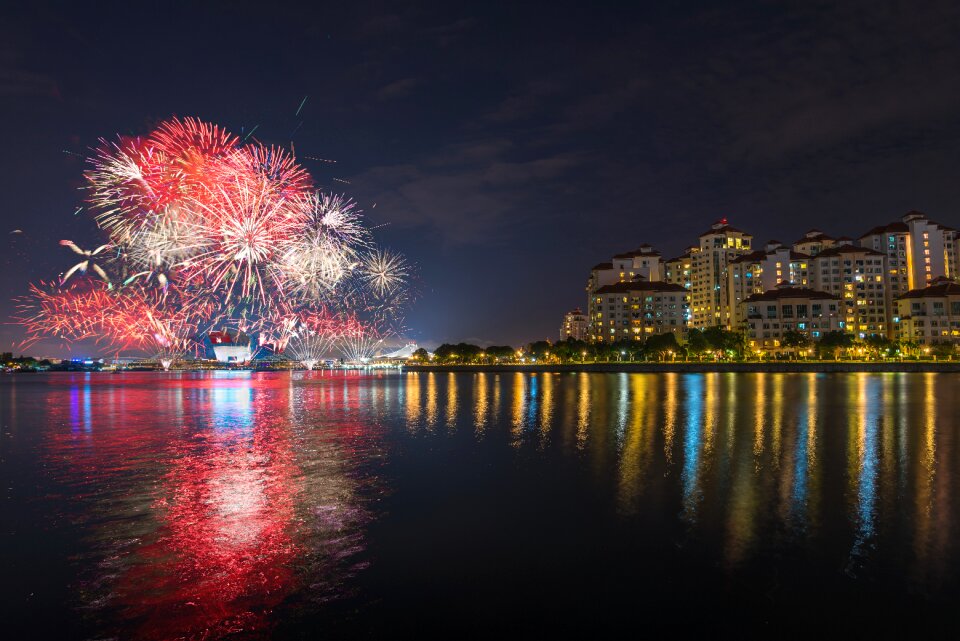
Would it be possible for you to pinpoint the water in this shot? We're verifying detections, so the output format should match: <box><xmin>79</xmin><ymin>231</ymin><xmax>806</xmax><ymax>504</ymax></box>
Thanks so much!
<box><xmin>1</xmin><ymin>371</ymin><xmax>959</xmax><ymax>638</ymax></box>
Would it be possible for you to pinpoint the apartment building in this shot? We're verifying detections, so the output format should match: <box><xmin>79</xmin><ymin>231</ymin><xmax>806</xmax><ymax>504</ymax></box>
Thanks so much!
<box><xmin>664</xmin><ymin>247</ymin><xmax>696</xmax><ymax>289</ymax></box>
<box><xmin>727</xmin><ymin>241</ymin><xmax>811</xmax><ymax>327</ymax></box>
<box><xmin>808</xmin><ymin>244</ymin><xmax>886</xmax><ymax>337</ymax></box>
<box><xmin>690</xmin><ymin>219</ymin><xmax>753</xmax><ymax>329</ymax></box>
<box><xmin>895</xmin><ymin>277</ymin><xmax>960</xmax><ymax>345</ymax></box>
<box><xmin>560</xmin><ymin>308</ymin><xmax>588</xmax><ymax>341</ymax></box>
<box><xmin>588</xmin><ymin>279</ymin><xmax>691</xmax><ymax>343</ymax></box>
<box><xmin>741</xmin><ymin>284</ymin><xmax>842</xmax><ymax>353</ymax></box>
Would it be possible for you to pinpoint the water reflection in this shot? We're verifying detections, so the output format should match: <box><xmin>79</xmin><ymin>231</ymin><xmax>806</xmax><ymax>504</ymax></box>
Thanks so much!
<box><xmin>38</xmin><ymin>372</ymin><xmax>382</xmax><ymax>640</ymax></box>
<box><xmin>6</xmin><ymin>370</ymin><xmax>960</xmax><ymax>638</ymax></box>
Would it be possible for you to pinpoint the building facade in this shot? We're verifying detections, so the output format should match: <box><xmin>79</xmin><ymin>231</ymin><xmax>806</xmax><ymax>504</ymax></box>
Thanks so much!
<box><xmin>560</xmin><ymin>308</ymin><xmax>589</xmax><ymax>341</ymax></box>
<box><xmin>690</xmin><ymin>219</ymin><xmax>753</xmax><ymax>329</ymax></box>
<box><xmin>589</xmin><ymin>279</ymin><xmax>690</xmax><ymax>343</ymax></box>
<box><xmin>727</xmin><ymin>242</ymin><xmax>811</xmax><ymax>327</ymax></box>
<box><xmin>792</xmin><ymin>229</ymin><xmax>837</xmax><ymax>257</ymax></box>
<box><xmin>664</xmin><ymin>247</ymin><xmax>696</xmax><ymax>289</ymax></box>
<box><xmin>859</xmin><ymin>211</ymin><xmax>959</xmax><ymax>335</ymax></box>
<box><xmin>895</xmin><ymin>277</ymin><xmax>960</xmax><ymax>345</ymax></box>
<box><xmin>807</xmin><ymin>244</ymin><xmax>886</xmax><ymax>338</ymax></box>
<box><xmin>741</xmin><ymin>285</ymin><xmax>842</xmax><ymax>354</ymax></box>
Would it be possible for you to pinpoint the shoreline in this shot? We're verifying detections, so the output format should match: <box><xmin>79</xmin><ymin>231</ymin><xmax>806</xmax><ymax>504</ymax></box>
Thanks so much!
<box><xmin>402</xmin><ymin>362</ymin><xmax>960</xmax><ymax>373</ymax></box>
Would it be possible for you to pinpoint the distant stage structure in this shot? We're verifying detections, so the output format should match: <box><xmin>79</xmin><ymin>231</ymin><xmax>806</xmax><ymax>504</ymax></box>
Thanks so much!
<box><xmin>208</xmin><ymin>330</ymin><xmax>253</xmax><ymax>364</ymax></box>
<box><xmin>379</xmin><ymin>343</ymin><xmax>421</xmax><ymax>359</ymax></box>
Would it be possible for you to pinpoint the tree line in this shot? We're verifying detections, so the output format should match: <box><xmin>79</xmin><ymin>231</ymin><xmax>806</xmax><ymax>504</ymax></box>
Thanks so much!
<box><xmin>411</xmin><ymin>328</ymin><xmax>958</xmax><ymax>364</ymax></box>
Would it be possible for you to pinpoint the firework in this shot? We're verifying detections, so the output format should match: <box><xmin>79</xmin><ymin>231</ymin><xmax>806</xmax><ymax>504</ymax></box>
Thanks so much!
<box><xmin>59</xmin><ymin>240</ymin><xmax>113</xmax><ymax>285</ymax></box>
<box><xmin>274</xmin><ymin>198</ymin><xmax>363</xmax><ymax>302</ymax></box>
<box><xmin>18</xmin><ymin>117</ymin><xmax>414</xmax><ymax>359</ymax></box>
<box><xmin>285</xmin><ymin>310</ymin><xmax>342</xmax><ymax>369</ymax></box>
<box><xmin>337</xmin><ymin>315</ymin><xmax>383</xmax><ymax>363</ymax></box>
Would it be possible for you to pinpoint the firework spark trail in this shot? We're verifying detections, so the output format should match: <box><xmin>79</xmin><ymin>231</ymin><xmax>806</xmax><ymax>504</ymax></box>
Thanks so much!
<box><xmin>285</xmin><ymin>310</ymin><xmax>343</xmax><ymax>368</ymax></box>
<box><xmin>336</xmin><ymin>314</ymin><xmax>384</xmax><ymax>363</ymax></box>
<box><xmin>60</xmin><ymin>240</ymin><xmax>113</xmax><ymax>285</ymax></box>
<box><xmin>17</xmin><ymin>117</ymin><xmax>415</xmax><ymax>360</ymax></box>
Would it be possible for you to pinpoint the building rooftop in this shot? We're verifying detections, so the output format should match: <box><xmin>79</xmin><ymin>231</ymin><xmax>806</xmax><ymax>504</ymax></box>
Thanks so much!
<box><xmin>594</xmin><ymin>281</ymin><xmax>690</xmax><ymax>295</ymax></box>
<box><xmin>699</xmin><ymin>218</ymin><xmax>752</xmax><ymax>238</ymax></box>
<box><xmin>794</xmin><ymin>229</ymin><xmax>835</xmax><ymax>244</ymax></box>
<box><xmin>729</xmin><ymin>249</ymin><xmax>811</xmax><ymax>265</ymax></box>
<box><xmin>611</xmin><ymin>246</ymin><xmax>662</xmax><ymax>259</ymax></box>
<box><xmin>729</xmin><ymin>250</ymin><xmax>768</xmax><ymax>265</ymax></box>
<box><xmin>743</xmin><ymin>284</ymin><xmax>840</xmax><ymax>303</ymax></box>
<box><xmin>898</xmin><ymin>277</ymin><xmax>960</xmax><ymax>300</ymax></box>
<box><xmin>860</xmin><ymin>221</ymin><xmax>909</xmax><ymax>237</ymax></box>
<box><xmin>816</xmin><ymin>244</ymin><xmax>885</xmax><ymax>258</ymax></box>
<box><xmin>590</xmin><ymin>262</ymin><xmax>613</xmax><ymax>271</ymax></box>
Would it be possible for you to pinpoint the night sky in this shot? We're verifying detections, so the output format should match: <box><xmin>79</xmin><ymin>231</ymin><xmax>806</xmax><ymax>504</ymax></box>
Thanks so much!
<box><xmin>4</xmin><ymin>0</ymin><xmax>960</xmax><ymax>355</ymax></box>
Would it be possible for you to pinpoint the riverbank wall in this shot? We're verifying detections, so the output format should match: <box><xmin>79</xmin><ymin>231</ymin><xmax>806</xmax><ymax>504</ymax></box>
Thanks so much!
<box><xmin>402</xmin><ymin>362</ymin><xmax>960</xmax><ymax>373</ymax></box>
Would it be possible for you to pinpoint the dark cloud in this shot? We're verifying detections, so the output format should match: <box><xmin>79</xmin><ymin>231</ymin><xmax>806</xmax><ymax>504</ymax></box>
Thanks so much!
<box><xmin>377</xmin><ymin>77</ymin><xmax>422</xmax><ymax>100</ymax></box>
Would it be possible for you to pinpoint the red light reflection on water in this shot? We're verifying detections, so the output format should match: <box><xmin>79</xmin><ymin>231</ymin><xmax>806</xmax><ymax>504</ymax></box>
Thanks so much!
<box><xmin>128</xmin><ymin>410</ymin><xmax>300</xmax><ymax>638</ymax></box>
<box><xmin>41</xmin><ymin>371</ymin><xmax>385</xmax><ymax>640</ymax></box>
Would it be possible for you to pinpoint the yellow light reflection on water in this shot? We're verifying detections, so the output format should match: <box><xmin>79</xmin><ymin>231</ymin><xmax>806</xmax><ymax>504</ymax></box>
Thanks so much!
<box><xmin>511</xmin><ymin>372</ymin><xmax>526</xmax><ymax>444</ymax></box>
<box><xmin>576</xmin><ymin>373</ymin><xmax>591</xmax><ymax>451</ymax></box>
<box><xmin>425</xmin><ymin>372</ymin><xmax>438</xmax><ymax>429</ymax></box>
<box><xmin>473</xmin><ymin>373</ymin><xmax>488</xmax><ymax>437</ymax></box>
<box><xmin>405</xmin><ymin>372</ymin><xmax>421</xmax><ymax>427</ymax></box>
<box><xmin>445</xmin><ymin>372</ymin><xmax>458</xmax><ymax>429</ymax></box>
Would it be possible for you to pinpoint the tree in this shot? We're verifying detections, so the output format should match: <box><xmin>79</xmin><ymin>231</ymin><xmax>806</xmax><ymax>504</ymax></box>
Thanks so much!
<box><xmin>552</xmin><ymin>338</ymin><xmax>587</xmax><ymax>362</ymax></box>
<box><xmin>643</xmin><ymin>333</ymin><xmax>680</xmax><ymax>360</ymax></box>
<box><xmin>608</xmin><ymin>338</ymin><xmax>639</xmax><ymax>361</ymax></box>
<box><xmin>432</xmin><ymin>344</ymin><xmax>455</xmax><ymax>362</ymax></box>
<box><xmin>526</xmin><ymin>340</ymin><xmax>552</xmax><ymax>361</ymax></box>
<box><xmin>701</xmin><ymin>325</ymin><xmax>744</xmax><ymax>359</ymax></box>
<box><xmin>816</xmin><ymin>331</ymin><xmax>855</xmax><ymax>359</ymax></box>
<box><xmin>685</xmin><ymin>329</ymin><xmax>709</xmax><ymax>360</ymax></box>
<box><xmin>897</xmin><ymin>338</ymin><xmax>920</xmax><ymax>358</ymax></box>
<box><xmin>485</xmin><ymin>345</ymin><xmax>516</xmax><ymax>362</ymax></box>
<box><xmin>781</xmin><ymin>330</ymin><xmax>810</xmax><ymax>359</ymax></box>
<box><xmin>411</xmin><ymin>347</ymin><xmax>430</xmax><ymax>362</ymax></box>
<box><xmin>931</xmin><ymin>342</ymin><xmax>956</xmax><ymax>360</ymax></box>
<box><xmin>861</xmin><ymin>333</ymin><xmax>894</xmax><ymax>359</ymax></box>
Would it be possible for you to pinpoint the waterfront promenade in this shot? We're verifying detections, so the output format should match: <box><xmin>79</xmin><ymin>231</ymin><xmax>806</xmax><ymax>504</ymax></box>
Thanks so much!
<box><xmin>404</xmin><ymin>361</ymin><xmax>960</xmax><ymax>373</ymax></box>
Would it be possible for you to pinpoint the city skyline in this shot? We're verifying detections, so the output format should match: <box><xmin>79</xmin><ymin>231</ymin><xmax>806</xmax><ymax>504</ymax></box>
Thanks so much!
<box><xmin>584</xmin><ymin>210</ymin><xmax>960</xmax><ymax>354</ymax></box>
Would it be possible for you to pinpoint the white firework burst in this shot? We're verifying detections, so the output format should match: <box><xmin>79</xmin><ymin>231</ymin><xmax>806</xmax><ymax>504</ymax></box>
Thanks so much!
<box><xmin>362</xmin><ymin>248</ymin><xmax>410</xmax><ymax>298</ymax></box>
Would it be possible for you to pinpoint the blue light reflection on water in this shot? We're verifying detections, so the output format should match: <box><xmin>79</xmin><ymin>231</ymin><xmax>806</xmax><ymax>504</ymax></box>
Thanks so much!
<box><xmin>208</xmin><ymin>370</ymin><xmax>255</xmax><ymax>433</ymax></box>
<box><xmin>68</xmin><ymin>374</ymin><xmax>92</xmax><ymax>433</ymax></box>
<box><xmin>682</xmin><ymin>373</ymin><xmax>704</xmax><ymax>519</ymax></box>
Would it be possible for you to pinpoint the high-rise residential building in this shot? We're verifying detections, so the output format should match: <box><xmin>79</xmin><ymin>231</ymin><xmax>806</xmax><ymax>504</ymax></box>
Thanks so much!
<box><xmin>859</xmin><ymin>211</ymin><xmax>958</xmax><ymax>336</ymax></box>
<box><xmin>608</xmin><ymin>245</ymin><xmax>664</xmax><ymax>282</ymax></box>
<box><xmin>895</xmin><ymin>277</ymin><xmax>960</xmax><ymax>345</ymax></box>
<box><xmin>792</xmin><ymin>229</ymin><xmax>837</xmax><ymax>257</ymax></box>
<box><xmin>690</xmin><ymin>219</ymin><xmax>753</xmax><ymax>328</ymax></box>
<box><xmin>560</xmin><ymin>308</ymin><xmax>588</xmax><ymax>341</ymax></box>
<box><xmin>586</xmin><ymin>261</ymin><xmax>616</xmax><ymax>293</ymax></box>
<box><xmin>808</xmin><ymin>244</ymin><xmax>887</xmax><ymax>338</ymax></box>
<box><xmin>741</xmin><ymin>283</ymin><xmax>843</xmax><ymax>353</ymax></box>
<box><xmin>727</xmin><ymin>241</ymin><xmax>811</xmax><ymax>327</ymax></box>
<box><xmin>588</xmin><ymin>278</ymin><xmax>690</xmax><ymax>343</ymax></box>
<box><xmin>859</xmin><ymin>212</ymin><xmax>952</xmax><ymax>295</ymax></box>
<box><xmin>664</xmin><ymin>247</ymin><xmax>696</xmax><ymax>289</ymax></box>
<box><xmin>585</xmin><ymin>246</ymin><xmax>665</xmax><ymax>294</ymax></box>
<box><xmin>946</xmin><ymin>227</ymin><xmax>960</xmax><ymax>280</ymax></box>
<box><xmin>586</xmin><ymin>245</ymin><xmax>667</xmax><ymax>338</ymax></box>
